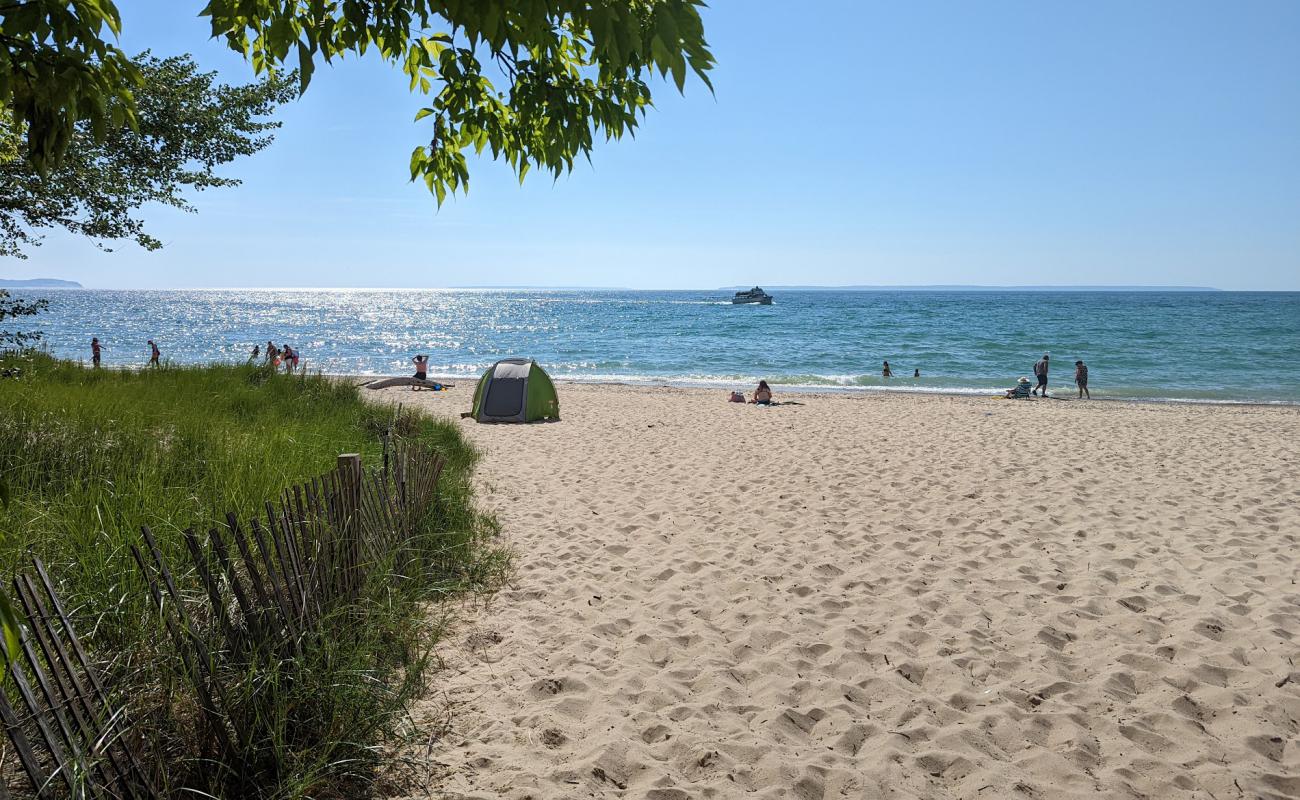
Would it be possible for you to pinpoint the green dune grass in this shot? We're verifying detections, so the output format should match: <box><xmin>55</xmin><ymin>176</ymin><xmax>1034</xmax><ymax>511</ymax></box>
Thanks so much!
<box><xmin>0</xmin><ymin>352</ymin><xmax>504</xmax><ymax>797</ymax></box>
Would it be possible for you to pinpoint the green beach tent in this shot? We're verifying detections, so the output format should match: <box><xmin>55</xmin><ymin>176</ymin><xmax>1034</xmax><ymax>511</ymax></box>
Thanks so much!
<box><xmin>468</xmin><ymin>358</ymin><xmax>560</xmax><ymax>423</ymax></box>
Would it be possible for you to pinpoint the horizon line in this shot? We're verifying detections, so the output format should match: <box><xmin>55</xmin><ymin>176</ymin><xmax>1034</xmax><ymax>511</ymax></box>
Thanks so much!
<box><xmin>7</xmin><ymin>282</ymin><xmax>1273</xmax><ymax>292</ymax></box>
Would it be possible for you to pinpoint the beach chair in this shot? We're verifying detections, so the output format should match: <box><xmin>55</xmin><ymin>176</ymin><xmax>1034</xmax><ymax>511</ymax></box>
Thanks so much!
<box><xmin>1006</xmin><ymin>379</ymin><xmax>1033</xmax><ymax>399</ymax></box>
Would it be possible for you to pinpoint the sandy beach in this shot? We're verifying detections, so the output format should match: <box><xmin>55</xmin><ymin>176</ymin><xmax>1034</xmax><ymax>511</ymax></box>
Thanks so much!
<box><xmin>375</xmin><ymin>383</ymin><xmax>1300</xmax><ymax>799</ymax></box>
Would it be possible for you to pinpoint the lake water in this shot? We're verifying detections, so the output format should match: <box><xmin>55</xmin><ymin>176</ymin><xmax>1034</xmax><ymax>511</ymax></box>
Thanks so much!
<box><xmin>9</xmin><ymin>289</ymin><xmax>1300</xmax><ymax>403</ymax></box>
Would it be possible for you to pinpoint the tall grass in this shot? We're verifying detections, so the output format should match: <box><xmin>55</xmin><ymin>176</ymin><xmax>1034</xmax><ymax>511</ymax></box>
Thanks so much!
<box><xmin>0</xmin><ymin>352</ymin><xmax>504</xmax><ymax>797</ymax></box>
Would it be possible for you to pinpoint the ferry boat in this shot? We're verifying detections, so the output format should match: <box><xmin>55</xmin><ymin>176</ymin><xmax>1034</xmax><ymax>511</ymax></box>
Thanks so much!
<box><xmin>731</xmin><ymin>287</ymin><xmax>774</xmax><ymax>305</ymax></box>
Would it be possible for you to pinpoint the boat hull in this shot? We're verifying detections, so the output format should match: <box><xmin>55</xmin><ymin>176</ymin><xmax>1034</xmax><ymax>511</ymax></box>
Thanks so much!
<box><xmin>731</xmin><ymin>297</ymin><xmax>773</xmax><ymax>304</ymax></box>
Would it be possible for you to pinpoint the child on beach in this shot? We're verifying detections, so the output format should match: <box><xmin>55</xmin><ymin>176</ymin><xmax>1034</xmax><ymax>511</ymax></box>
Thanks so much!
<box><xmin>147</xmin><ymin>339</ymin><xmax>160</xmax><ymax>368</ymax></box>
<box><xmin>1075</xmin><ymin>360</ymin><xmax>1090</xmax><ymax>399</ymax></box>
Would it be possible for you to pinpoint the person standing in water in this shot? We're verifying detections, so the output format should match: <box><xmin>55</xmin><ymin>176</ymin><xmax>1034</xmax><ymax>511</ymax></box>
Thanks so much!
<box><xmin>913</xmin><ymin>368</ymin><xmax>920</xmax><ymax>378</ymax></box>
<box><xmin>281</xmin><ymin>343</ymin><xmax>298</xmax><ymax>372</ymax></box>
<box><xmin>882</xmin><ymin>360</ymin><xmax>893</xmax><ymax>378</ymax></box>
<box><xmin>249</xmin><ymin>344</ymin><xmax>260</xmax><ymax>362</ymax></box>
<box><xmin>147</xmin><ymin>339</ymin><xmax>160</xmax><ymax>368</ymax></box>
<box><xmin>1032</xmin><ymin>354</ymin><xmax>1049</xmax><ymax>396</ymax></box>
<box><xmin>91</xmin><ymin>337</ymin><xmax>102</xmax><ymax>367</ymax></box>
<box><xmin>1075</xmin><ymin>360</ymin><xmax>1090</xmax><ymax>399</ymax></box>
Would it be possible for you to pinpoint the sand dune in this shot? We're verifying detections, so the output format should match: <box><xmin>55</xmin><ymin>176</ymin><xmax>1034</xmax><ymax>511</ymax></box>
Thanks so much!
<box><xmin>381</xmin><ymin>384</ymin><xmax>1300</xmax><ymax>799</ymax></box>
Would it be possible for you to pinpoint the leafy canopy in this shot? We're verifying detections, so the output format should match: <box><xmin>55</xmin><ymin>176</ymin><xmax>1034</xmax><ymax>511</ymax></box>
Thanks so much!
<box><xmin>0</xmin><ymin>53</ymin><xmax>296</xmax><ymax>258</ymax></box>
<box><xmin>1</xmin><ymin>1</ymin><xmax>715</xmax><ymax>204</ymax></box>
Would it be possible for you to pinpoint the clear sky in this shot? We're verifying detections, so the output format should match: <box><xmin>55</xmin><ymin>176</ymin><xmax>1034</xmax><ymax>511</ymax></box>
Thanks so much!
<box><xmin>8</xmin><ymin>1</ymin><xmax>1300</xmax><ymax>289</ymax></box>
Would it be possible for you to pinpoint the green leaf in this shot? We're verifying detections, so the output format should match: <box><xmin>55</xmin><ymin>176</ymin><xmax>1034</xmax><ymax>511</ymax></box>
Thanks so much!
<box><xmin>298</xmin><ymin>41</ymin><xmax>315</xmax><ymax>91</ymax></box>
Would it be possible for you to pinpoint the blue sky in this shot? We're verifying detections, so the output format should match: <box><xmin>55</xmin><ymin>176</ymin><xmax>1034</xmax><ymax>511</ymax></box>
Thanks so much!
<box><xmin>8</xmin><ymin>1</ymin><xmax>1300</xmax><ymax>289</ymax></box>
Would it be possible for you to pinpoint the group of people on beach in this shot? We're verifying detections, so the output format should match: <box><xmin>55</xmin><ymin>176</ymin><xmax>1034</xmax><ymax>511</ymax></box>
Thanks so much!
<box><xmin>85</xmin><ymin>337</ymin><xmax>1091</xmax><ymax>401</ymax></box>
<box><xmin>88</xmin><ymin>337</ymin><xmax>161</xmax><ymax>368</ymax></box>
<box><xmin>86</xmin><ymin>337</ymin><xmax>306</xmax><ymax>373</ymax></box>
<box><xmin>737</xmin><ymin>353</ymin><xmax>1092</xmax><ymax>405</ymax></box>
<box><xmin>249</xmin><ymin>341</ymin><xmax>301</xmax><ymax>372</ymax></box>
<box><xmin>1006</xmin><ymin>354</ymin><xmax>1090</xmax><ymax>399</ymax></box>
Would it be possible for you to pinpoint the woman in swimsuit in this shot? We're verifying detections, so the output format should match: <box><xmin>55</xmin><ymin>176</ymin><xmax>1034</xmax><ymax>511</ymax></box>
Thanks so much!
<box><xmin>751</xmin><ymin>380</ymin><xmax>773</xmax><ymax>405</ymax></box>
<box><xmin>882</xmin><ymin>360</ymin><xmax>893</xmax><ymax>378</ymax></box>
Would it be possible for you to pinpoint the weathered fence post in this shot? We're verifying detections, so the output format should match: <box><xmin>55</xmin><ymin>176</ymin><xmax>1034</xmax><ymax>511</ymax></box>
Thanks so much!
<box><xmin>336</xmin><ymin>453</ymin><xmax>363</xmax><ymax>597</ymax></box>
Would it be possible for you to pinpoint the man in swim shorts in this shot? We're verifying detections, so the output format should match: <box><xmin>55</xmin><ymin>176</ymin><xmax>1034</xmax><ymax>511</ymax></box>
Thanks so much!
<box><xmin>1033</xmin><ymin>354</ymin><xmax>1049</xmax><ymax>396</ymax></box>
<box><xmin>1075</xmin><ymin>360</ymin><xmax>1089</xmax><ymax>399</ymax></box>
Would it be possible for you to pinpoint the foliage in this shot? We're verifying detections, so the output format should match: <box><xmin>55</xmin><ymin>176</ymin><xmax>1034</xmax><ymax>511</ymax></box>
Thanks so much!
<box><xmin>0</xmin><ymin>53</ymin><xmax>297</xmax><ymax>258</ymax></box>
<box><xmin>0</xmin><ymin>0</ymin><xmax>140</xmax><ymax>170</ymax></box>
<box><xmin>0</xmin><ymin>353</ymin><xmax>505</xmax><ymax>796</ymax></box>
<box><xmin>0</xmin><ymin>287</ymin><xmax>46</xmax><ymax>346</ymax></box>
<box><xmin>1</xmin><ymin>0</ymin><xmax>714</xmax><ymax>204</ymax></box>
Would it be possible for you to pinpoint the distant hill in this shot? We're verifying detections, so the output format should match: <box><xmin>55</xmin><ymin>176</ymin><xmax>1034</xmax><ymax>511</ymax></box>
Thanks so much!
<box><xmin>0</xmin><ymin>278</ymin><xmax>83</xmax><ymax>288</ymax></box>
<box><xmin>719</xmin><ymin>284</ymin><xmax>1219</xmax><ymax>292</ymax></box>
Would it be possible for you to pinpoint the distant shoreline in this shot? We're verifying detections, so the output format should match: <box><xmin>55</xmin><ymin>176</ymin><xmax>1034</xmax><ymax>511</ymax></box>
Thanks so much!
<box><xmin>0</xmin><ymin>278</ymin><xmax>82</xmax><ymax>288</ymax></box>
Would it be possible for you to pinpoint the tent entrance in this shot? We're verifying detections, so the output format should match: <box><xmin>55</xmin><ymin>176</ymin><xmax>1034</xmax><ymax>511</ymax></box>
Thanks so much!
<box><xmin>482</xmin><ymin>360</ymin><xmax>530</xmax><ymax>417</ymax></box>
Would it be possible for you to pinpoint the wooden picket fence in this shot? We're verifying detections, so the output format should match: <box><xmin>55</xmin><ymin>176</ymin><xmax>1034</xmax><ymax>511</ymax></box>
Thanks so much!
<box><xmin>0</xmin><ymin>559</ymin><xmax>155</xmax><ymax>799</ymax></box>
<box><xmin>0</xmin><ymin>441</ymin><xmax>445</xmax><ymax>798</ymax></box>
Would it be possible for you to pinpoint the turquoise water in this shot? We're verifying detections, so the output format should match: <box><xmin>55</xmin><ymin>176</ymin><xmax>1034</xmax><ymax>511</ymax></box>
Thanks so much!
<box><xmin>8</xmin><ymin>289</ymin><xmax>1300</xmax><ymax>403</ymax></box>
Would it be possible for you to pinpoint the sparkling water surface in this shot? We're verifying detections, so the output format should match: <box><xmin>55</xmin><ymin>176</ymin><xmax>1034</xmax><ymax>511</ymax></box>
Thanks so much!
<box><xmin>10</xmin><ymin>289</ymin><xmax>1300</xmax><ymax>403</ymax></box>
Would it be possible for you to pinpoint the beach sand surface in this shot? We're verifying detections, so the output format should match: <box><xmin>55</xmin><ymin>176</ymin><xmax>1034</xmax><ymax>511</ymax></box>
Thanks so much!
<box><xmin>377</xmin><ymin>383</ymin><xmax>1300</xmax><ymax>799</ymax></box>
